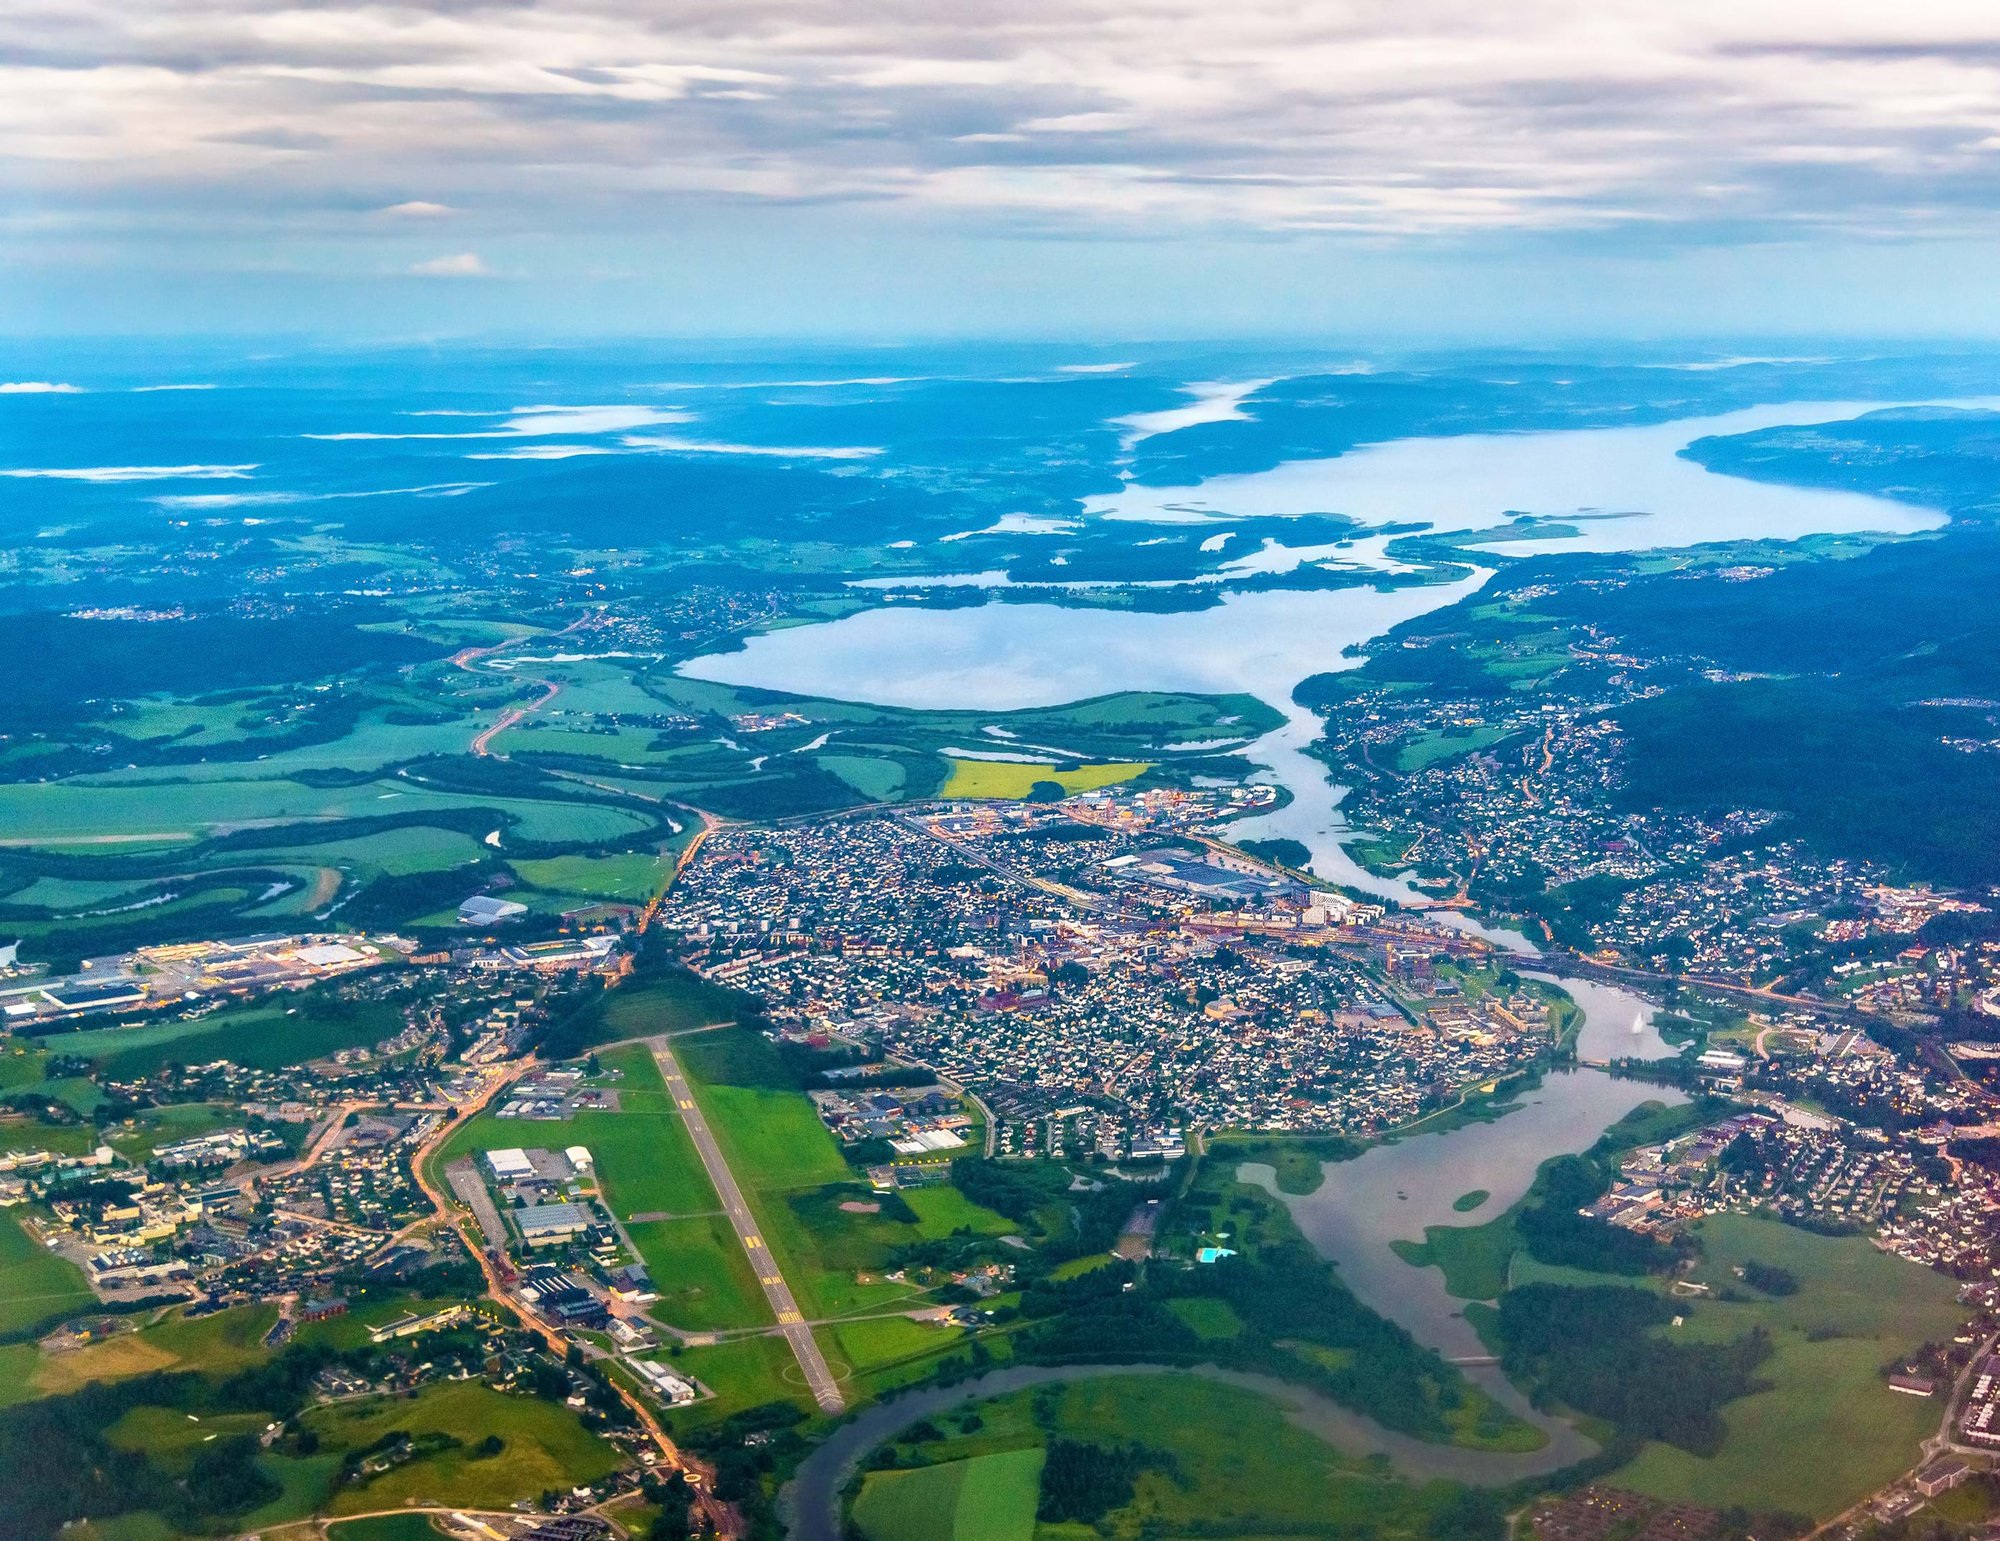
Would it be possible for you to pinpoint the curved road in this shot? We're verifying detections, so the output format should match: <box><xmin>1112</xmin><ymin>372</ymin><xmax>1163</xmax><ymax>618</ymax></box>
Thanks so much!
<box><xmin>471</xmin><ymin>676</ymin><xmax>560</xmax><ymax>758</ymax></box>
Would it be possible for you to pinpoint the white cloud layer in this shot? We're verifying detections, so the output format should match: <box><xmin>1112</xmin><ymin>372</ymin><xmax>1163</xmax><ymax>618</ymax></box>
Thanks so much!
<box><xmin>409</xmin><ymin>251</ymin><xmax>488</xmax><ymax>276</ymax></box>
<box><xmin>8</xmin><ymin>0</ymin><xmax>2000</xmax><ymax>253</ymax></box>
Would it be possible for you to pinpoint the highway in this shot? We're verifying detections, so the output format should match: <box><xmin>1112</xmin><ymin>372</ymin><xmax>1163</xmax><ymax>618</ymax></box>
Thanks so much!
<box><xmin>646</xmin><ymin>1034</ymin><xmax>847</xmax><ymax>1414</ymax></box>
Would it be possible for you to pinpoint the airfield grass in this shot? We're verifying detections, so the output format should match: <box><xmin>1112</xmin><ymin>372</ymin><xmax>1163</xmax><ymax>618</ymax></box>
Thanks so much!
<box><xmin>851</xmin><ymin>1447</ymin><xmax>1045</xmax><ymax>1541</ymax></box>
<box><xmin>306</xmin><ymin>1381</ymin><xmax>619</xmax><ymax>1515</ymax></box>
<box><xmin>662</xmin><ymin>1334</ymin><xmax>812</xmax><ymax>1423</ymax></box>
<box><xmin>439</xmin><ymin>1043</ymin><xmax>719</xmax><ymax>1220</ymax></box>
<box><xmin>628</xmin><ymin>1215</ymin><xmax>771</xmax><ymax>1332</ymax></box>
<box><xmin>827</xmin><ymin>1315</ymin><xmax>966</xmax><ymax>1384</ymax></box>
<box><xmin>675</xmin><ymin>1029</ymin><xmax>851</xmax><ymax>1192</ymax></box>
<box><xmin>940</xmin><ymin>760</ymin><xmax>1150</xmax><ymax>800</ymax></box>
<box><xmin>590</xmin><ymin>972</ymin><xmax>752</xmax><ymax>1044</ymax></box>
<box><xmin>762</xmin><ymin>1179</ymin><xmax>1016</xmax><ymax>1320</ymax></box>
<box><xmin>0</xmin><ymin>1206</ymin><xmax>95</xmax><ymax>1338</ymax></box>
<box><xmin>671</xmin><ymin>1027</ymin><xmax>963</xmax><ymax>1319</ymax></box>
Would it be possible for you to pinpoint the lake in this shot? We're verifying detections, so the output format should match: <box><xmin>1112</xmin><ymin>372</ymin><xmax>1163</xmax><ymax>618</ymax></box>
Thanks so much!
<box><xmin>1082</xmin><ymin>401</ymin><xmax>1957</xmax><ymax>553</ymax></box>
<box><xmin>683</xmin><ymin>402</ymin><xmax>1956</xmax><ymax>922</ymax></box>
<box><xmin>680</xmin><ymin>574</ymin><xmax>1489</xmax><ymax>711</ymax></box>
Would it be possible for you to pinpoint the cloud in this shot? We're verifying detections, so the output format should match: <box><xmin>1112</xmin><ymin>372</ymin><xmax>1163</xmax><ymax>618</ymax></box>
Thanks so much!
<box><xmin>0</xmin><ymin>380</ymin><xmax>82</xmax><ymax>393</ymax></box>
<box><xmin>618</xmin><ymin>435</ymin><xmax>883</xmax><ymax>458</ymax></box>
<box><xmin>2</xmin><ymin>464</ymin><xmax>257</xmax><ymax>481</ymax></box>
<box><xmin>10</xmin><ymin>0</ymin><xmax>2000</xmax><ymax>251</ymax></box>
<box><xmin>410</xmin><ymin>251</ymin><xmax>489</xmax><ymax>276</ymax></box>
<box><xmin>306</xmin><ymin>403</ymin><xmax>689</xmax><ymax>440</ymax></box>
<box><xmin>153</xmin><ymin>480</ymin><xmax>486</xmax><ymax>507</ymax></box>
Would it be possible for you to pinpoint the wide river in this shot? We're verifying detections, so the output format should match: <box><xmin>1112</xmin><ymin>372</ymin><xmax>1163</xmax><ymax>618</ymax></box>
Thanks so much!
<box><xmin>695</xmin><ymin>402</ymin><xmax>1912</xmax><ymax>1500</ymax></box>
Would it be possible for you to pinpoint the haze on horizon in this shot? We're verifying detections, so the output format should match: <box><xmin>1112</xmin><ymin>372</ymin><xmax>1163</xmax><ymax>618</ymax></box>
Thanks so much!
<box><xmin>9</xmin><ymin>0</ymin><xmax>2000</xmax><ymax>339</ymax></box>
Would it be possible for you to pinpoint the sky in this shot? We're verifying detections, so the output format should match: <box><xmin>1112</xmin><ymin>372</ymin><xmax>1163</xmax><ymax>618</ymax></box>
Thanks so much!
<box><xmin>9</xmin><ymin>0</ymin><xmax>2000</xmax><ymax>339</ymax></box>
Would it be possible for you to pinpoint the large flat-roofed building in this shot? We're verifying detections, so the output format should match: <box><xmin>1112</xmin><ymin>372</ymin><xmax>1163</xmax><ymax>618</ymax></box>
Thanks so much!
<box><xmin>483</xmin><ymin>1147</ymin><xmax>536</xmax><ymax>1183</ymax></box>
<box><xmin>460</xmin><ymin>895</ymin><xmax>529</xmax><ymax>926</ymax></box>
<box><xmin>517</xmin><ymin>1200</ymin><xmax>594</xmax><ymax>1246</ymax></box>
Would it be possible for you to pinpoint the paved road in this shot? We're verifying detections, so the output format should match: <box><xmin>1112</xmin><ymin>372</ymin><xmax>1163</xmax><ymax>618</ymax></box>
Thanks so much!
<box><xmin>446</xmin><ymin>1158</ymin><xmax>511</xmax><ymax>1253</ymax></box>
<box><xmin>648</xmin><ymin>1035</ymin><xmax>846</xmax><ymax>1414</ymax></box>
<box><xmin>471</xmin><ymin>676</ymin><xmax>559</xmax><ymax>757</ymax></box>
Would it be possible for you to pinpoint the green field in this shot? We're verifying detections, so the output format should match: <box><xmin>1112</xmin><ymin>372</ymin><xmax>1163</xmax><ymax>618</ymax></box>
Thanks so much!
<box><xmin>101</xmin><ymin>1102</ymin><xmax>241</xmax><ymax>1163</ymax></box>
<box><xmin>825</xmin><ymin>1315</ymin><xmax>969</xmax><ymax>1386</ymax></box>
<box><xmin>627</xmin><ymin>1215</ymin><xmax>771</xmax><ymax>1331</ymax></box>
<box><xmin>856</xmin><ymin>1372</ymin><xmax>1461</xmax><ymax>1541</ymax></box>
<box><xmin>660</xmin><ymin>1334</ymin><xmax>810</xmax><ymax>1422</ymax></box>
<box><xmin>46</xmin><ymin>991</ymin><xmax>404</xmax><ymax>1080</ymax></box>
<box><xmin>1165</xmin><ymin>1297</ymin><xmax>1245</xmax><ymax>1341</ymax></box>
<box><xmin>1391</xmin><ymin>1215</ymin><xmax>1518</xmax><ymax>1302</ymax></box>
<box><xmin>939</xmin><ymin>760</ymin><xmax>1150</xmax><ymax>800</ymax></box>
<box><xmin>674</xmin><ymin>1030</ymin><xmax>852</xmax><ymax>1192</ymax></box>
<box><xmin>511</xmin><ymin>851</ymin><xmax>674</xmax><ymax>901</ymax></box>
<box><xmin>0</xmin><ymin>1207</ymin><xmax>95</xmax><ymax>1338</ymax></box>
<box><xmin>1393</xmin><ymin>724</ymin><xmax>1514</xmax><ymax>773</ymax></box>
<box><xmin>669</xmin><ymin>1029</ymin><xmax>1016</xmax><ymax>1321</ymax></box>
<box><xmin>305</xmin><ymin>1381</ymin><xmax>619</xmax><ymax>1514</ymax></box>
<box><xmin>0</xmin><ymin>772</ymin><xmax>651</xmax><ymax>847</ymax></box>
<box><xmin>589</xmin><ymin>971</ymin><xmax>754</xmax><ymax>1044</ymax></box>
<box><xmin>327</xmin><ymin>1515</ymin><xmax>447</xmax><ymax>1541</ymax></box>
<box><xmin>435</xmin><ymin>1041</ymin><xmax>772</xmax><ymax>1334</ymax></box>
<box><xmin>239</xmin><ymin>825</ymin><xmax>489</xmax><ymax>877</ymax></box>
<box><xmin>439</xmin><ymin>1042</ymin><xmax>720</xmax><ymax>1221</ymax></box>
<box><xmin>32</xmin><ymin>1302</ymin><xmax>280</xmax><ymax>1393</ymax></box>
<box><xmin>852</xmin><ymin>1448</ymin><xmax>1045</xmax><ymax>1541</ymax></box>
<box><xmin>1608</xmin><ymin>1215</ymin><xmax>1967</xmax><ymax>1517</ymax></box>
<box><xmin>106</xmin><ymin>1407</ymin><xmax>271</xmax><ymax>1471</ymax></box>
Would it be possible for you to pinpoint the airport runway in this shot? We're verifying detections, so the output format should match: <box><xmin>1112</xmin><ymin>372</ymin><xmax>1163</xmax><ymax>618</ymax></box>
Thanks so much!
<box><xmin>647</xmin><ymin>1035</ymin><xmax>847</xmax><ymax>1413</ymax></box>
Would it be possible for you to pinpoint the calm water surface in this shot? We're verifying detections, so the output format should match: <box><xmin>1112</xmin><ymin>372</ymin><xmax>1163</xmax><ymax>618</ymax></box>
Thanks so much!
<box><xmin>1082</xmin><ymin>401</ymin><xmax>1961</xmax><ymax>552</ymax></box>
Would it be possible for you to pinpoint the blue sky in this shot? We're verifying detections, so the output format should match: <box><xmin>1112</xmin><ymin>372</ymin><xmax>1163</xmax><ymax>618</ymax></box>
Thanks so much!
<box><xmin>9</xmin><ymin>0</ymin><xmax>2000</xmax><ymax>338</ymax></box>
